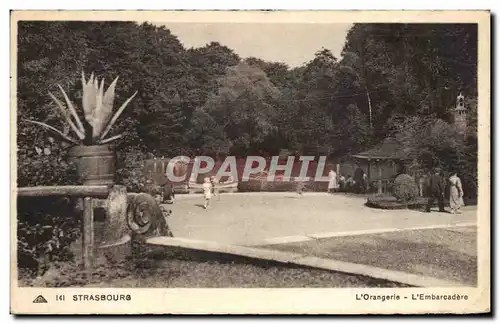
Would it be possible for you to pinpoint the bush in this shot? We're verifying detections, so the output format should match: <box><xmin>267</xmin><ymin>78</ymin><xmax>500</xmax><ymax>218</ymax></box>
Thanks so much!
<box><xmin>17</xmin><ymin>128</ymin><xmax>78</xmax><ymax>187</ymax></box>
<box><xmin>17</xmin><ymin>124</ymin><xmax>83</xmax><ymax>279</ymax></box>
<box><xmin>17</xmin><ymin>196</ymin><xmax>82</xmax><ymax>279</ymax></box>
<box><xmin>115</xmin><ymin>147</ymin><xmax>148</xmax><ymax>192</ymax></box>
<box><xmin>392</xmin><ymin>174</ymin><xmax>418</xmax><ymax>204</ymax></box>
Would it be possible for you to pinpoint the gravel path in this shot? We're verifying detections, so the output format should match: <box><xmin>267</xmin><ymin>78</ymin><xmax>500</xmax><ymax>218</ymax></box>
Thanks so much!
<box><xmin>166</xmin><ymin>193</ymin><xmax>476</xmax><ymax>246</ymax></box>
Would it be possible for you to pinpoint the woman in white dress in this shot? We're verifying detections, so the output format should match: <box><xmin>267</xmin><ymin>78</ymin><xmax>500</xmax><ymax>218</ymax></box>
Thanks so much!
<box><xmin>327</xmin><ymin>169</ymin><xmax>338</xmax><ymax>193</ymax></box>
<box><xmin>449</xmin><ymin>172</ymin><xmax>465</xmax><ymax>214</ymax></box>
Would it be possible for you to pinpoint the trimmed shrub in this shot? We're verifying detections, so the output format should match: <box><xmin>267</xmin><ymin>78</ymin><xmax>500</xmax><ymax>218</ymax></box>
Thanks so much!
<box><xmin>392</xmin><ymin>174</ymin><xmax>418</xmax><ymax>205</ymax></box>
<box><xmin>238</xmin><ymin>178</ymin><xmax>329</xmax><ymax>192</ymax></box>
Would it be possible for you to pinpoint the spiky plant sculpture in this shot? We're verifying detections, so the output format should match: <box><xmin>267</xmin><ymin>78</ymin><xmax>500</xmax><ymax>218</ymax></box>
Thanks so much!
<box><xmin>26</xmin><ymin>72</ymin><xmax>138</xmax><ymax>146</ymax></box>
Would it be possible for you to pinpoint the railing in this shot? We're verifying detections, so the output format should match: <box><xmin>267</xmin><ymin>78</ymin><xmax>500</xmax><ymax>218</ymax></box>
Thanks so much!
<box><xmin>17</xmin><ymin>185</ymin><xmax>110</xmax><ymax>198</ymax></box>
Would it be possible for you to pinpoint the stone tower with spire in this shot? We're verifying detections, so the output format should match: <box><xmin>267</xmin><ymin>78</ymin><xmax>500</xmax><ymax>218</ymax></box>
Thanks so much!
<box><xmin>454</xmin><ymin>92</ymin><xmax>467</xmax><ymax>135</ymax></box>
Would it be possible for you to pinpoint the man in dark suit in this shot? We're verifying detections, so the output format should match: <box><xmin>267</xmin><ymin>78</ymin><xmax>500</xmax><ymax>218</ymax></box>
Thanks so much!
<box><xmin>425</xmin><ymin>169</ymin><xmax>446</xmax><ymax>212</ymax></box>
<box><xmin>353</xmin><ymin>166</ymin><xmax>364</xmax><ymax>194</ymax></box>
<box><xmin>162</xmin><ymin>181</ymin><xmax>175</xmax><ymax>204</ymax></box>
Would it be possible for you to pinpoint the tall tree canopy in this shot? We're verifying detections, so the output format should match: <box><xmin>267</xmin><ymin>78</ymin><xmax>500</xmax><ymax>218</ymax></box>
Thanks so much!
<box><xmin>17</xmin><ymin>21</ymin><xmax>477</xmax><ymax>187</ymax></box>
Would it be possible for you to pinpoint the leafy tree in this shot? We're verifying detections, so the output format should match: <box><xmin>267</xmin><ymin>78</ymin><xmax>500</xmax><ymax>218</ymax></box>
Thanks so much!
<box><xmin>187</xmin><ymin>109</ymin><xmax>232</xmax><ymax>155</ymax></box>
<box><xmin>198</xmin><ymin>62</ymin><xmax>281</xmax><ymax>154</ymax></box>
<box><xmin>337</xmin><ymin>23</ymin><xmax>477</xmax><ymax>140</ymax></box>
<box><xmin>278</xmin><ymin>49</ymin><xmax>339</xmax><ymax>155</ymax></box>
<box><xmin>244</xmin><ymin>57</ymin><xmax>290</xmax><ymax>89</ymax></box>
<box><xmin>392</xmin><ymin>114</ymin><xmax>476</xmax><ymax>198</ymax></box>
<box><xmin>17</xmin><ymin>21</ymin><xmax>479</xmax><ymax>191</ymax></box>
<box><xmin>334</xmin><ymin>104</ymin><xmax>371</xmax><ymax>157</ymax></box>
<box><xmin>137</xmin><ymin>92</ymin><xmax>186</xmax><ymax>156</ymax></box>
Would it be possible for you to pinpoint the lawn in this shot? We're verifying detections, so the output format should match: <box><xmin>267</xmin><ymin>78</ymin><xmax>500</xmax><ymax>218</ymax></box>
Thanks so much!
<box><xmin>267</xmin><ymin>227</ymin><xmax>478</xmax><ymax>286</ymax></box>
<box><xmin>21</xmin><ymin>248</ymin><xmax>408</xmax><ymax>288</ymax></box>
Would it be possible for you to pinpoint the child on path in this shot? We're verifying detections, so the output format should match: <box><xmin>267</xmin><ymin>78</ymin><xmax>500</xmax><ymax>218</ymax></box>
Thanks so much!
<box><xmin>296</xmin><ymin>178</ymin><xmax>305</xmax><ymax>196</ymax></box>
<box><xmin>202</xmin><ymin>177</ymin><xmax>213</xmax><ymax>209</ymax></box>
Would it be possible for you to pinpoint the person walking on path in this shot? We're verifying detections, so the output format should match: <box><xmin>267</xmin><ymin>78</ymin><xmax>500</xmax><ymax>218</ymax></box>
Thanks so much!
<box><xmin>202</xmin><ymin>177</ymin><xmax>213</xmax><ymax>209</ymax></box>
<box><xmin>425</xmin><ymin>169</ymin><xmax>446</xmax><ymax>213</ymax></box>
<box><xmin>163</xmin><ymin>181</ymin><xmax>175</xmax><ymax>204</ymax></box>
<box><xmin>418</xmin><ymin>174</ymin><xmax>427</xmax><ymax>197</ymax></box>
<box><xmin>362</xmin><ymin>173</ymin><xmax>369</xmax><ymax>193</ymax></box>
<box><xmin>210</xmin><ymin>176</ymin><xmax>220</xmax><ymax>201</ymax></box>
<box><xmin>345</xmin><ymin>175</ymin><xmax>354</xmax><ymax>192</ymax></box>
<box><xmin>449</xmin><ymin>171</ymin><xmax>465</xmax><ymax>214</ymax></box>
<box><xmin>327</xmin><ymin>169</ymin><xmax>338</xmax><ymax>193</ymax></box>
<box><xmin>354</xmin><ymin>166</ymin><xmax>364</xmax><ymax>194</ymax></box>
<box><xmin>338</xmin><ymin>174</ymin><xmax>346</xmax><ymax>192</ymax></box>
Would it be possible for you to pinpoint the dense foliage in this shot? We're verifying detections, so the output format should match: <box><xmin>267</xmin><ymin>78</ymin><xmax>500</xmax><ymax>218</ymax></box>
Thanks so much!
<box><xmin>392</xmin><ymin>174</ymin><xmax>419</xmax><ymax>205</ymax></box>
<box><xmin>16</xmin><ymin>22</ymin><xmax>478</xmax><ymax>276</ymax></box>
<box><xmin>17</xmin><ymin>196</ymin><xmax>82</xmax><ymax>278</ymax></box>
<box><xmin>18</xmin><ymin>22</ymin><xmax>478</xmax><ymax>163</ymax></box>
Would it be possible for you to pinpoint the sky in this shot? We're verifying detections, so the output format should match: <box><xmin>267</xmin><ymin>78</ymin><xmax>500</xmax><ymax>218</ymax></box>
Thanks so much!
<box><xmin>153</xmin><ymin>23</ymin><xmax>352</xmax><ymax>67</ymax></box>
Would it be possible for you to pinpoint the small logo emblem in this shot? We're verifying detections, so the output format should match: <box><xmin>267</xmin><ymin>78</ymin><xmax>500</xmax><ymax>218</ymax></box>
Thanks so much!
<box><xmin>33</xmin><ymin>295</ymin><xmax>48</xmax><ymax>303</ymax></box>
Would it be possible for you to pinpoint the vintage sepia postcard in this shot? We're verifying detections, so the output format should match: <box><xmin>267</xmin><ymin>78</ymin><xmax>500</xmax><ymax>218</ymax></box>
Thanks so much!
<box><xmin>10</xmin><ymin>10</ymin><xmax>490</xmax><ymax>315</ymax></box>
